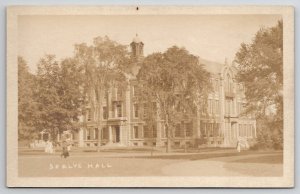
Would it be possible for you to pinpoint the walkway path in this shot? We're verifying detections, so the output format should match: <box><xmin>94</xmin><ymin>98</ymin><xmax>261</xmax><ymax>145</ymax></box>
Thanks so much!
<box><xmin>161</xmin><ymin>153</ymin><xmax>283</xmax><ymax>176</ymax></box>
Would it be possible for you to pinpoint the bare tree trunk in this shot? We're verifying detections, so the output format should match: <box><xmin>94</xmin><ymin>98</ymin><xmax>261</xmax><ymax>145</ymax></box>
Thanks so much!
<box><xmin>97</xmin><ymin>89</ymin><xmax>104</xmax><ymax>152</ymax></box>
<box><xmin>167</xmin><ymin>137</ymin><xmax>171</xmax><ymax>153</ymax></box>
<box><xmin>166</xmin><ymin>124</ymin><xmax>172</xmax><ymax>153</ymax></box>
<box><xmin>164</xmin><ymin>111</ymin><xmax>172</xmax><ymax>153</ymax></box>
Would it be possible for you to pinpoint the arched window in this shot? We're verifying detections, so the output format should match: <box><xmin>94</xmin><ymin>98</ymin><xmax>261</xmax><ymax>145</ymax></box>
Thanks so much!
<box><xmin>225</xmin><ymin>73</ymin><xmax>232</xmax><ymax>93</ymax></box>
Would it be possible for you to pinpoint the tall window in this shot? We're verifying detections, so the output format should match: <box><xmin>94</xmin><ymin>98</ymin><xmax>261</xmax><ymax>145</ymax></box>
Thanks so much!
<box><xmin>94</xmin><ymin>128</ymin><xmax>99</xmax><ymax>139</ymax></box>
<box><xmin>231</xmin><ymin>100</ymin><xmax>235</xmax><ymax>115</ymax></box>
<box><xmin>144</xmin><ymin>125</ymin><xmax>151</xmax><ymax>138</ymax></box>
<box><xmin>103</xmin><ymin>106</ymin><xmax>108</xmax><ymax>119</ymax></box>
<box><xmin>116</xmin><ymin>104</ymin><xmax>122</xmax><ymax>117</ymax></box>
<box><xmin>239</xmin><ymin>124</ymin><xmax>242</xmax><ymax>136</ymax></box>
<box><xmin>86</xmin><ymin>128</ymin><xmax>93</xmax><ymax>140</ymax></box>
<box><xmin>200</xmin><ymin>122</ymin><xmax>207</xmax><ymax>137</ymax></box>
<box><xmin>87</xmin><ymin>109</ymin><xmax>92</xmax><ymax>121</ymax></box>
<box><xmin>208</xmin><ymin>123</ymin><xmax>213</xmax><ymax>137</ymax></box>
<box><xmin>226</xmin><ymin>99</ymin><xmax>234</xmax><ymax>116</ymax></box>
<box><xmin>133</xmin><ymin>126</ymin><xmax>139</xmax><ymax>139</ymax></box>
<box><xmin>152</xmin><ymin>124</ymin><xmax>157</xmax><ymax>138</ymax></box>
<box><xmin>208</xmin><ymin>99</ymin><xmax>212</xmax><ymax>114</ymax></box>
<box><xmin>186</xmin><ymin>122</ymin><xmax>193</xmax><ymax>137</ymax></box>
<box><xmin>175</xmin><ymin>124</ymin><xmax>181</xmax><ymax>137</ymax></box>
<box><xmin>143</xmin><ymin>103</ymin><xmax>148</xmax><ymax>119</ymax></box>
<box><xmin>134</xmin><ymin>104</ymin><xmax>139</xmax><ymax>118</ymax></box>
<box><xmin>161</xmin><ymin>126</ymin><xmax>166</xmax><ymax>138</ymax></box>
<box><xmin>225</xmin><ymin>74</ymin><xmax>232</xmax><ymax>93</ymax></box>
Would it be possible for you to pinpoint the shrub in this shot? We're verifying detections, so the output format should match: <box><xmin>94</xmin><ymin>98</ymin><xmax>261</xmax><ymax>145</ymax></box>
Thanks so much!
<box><xmin>250</xmin><ymin>129</ymin><xmax>283</xmax><ymax>150</ymax></box>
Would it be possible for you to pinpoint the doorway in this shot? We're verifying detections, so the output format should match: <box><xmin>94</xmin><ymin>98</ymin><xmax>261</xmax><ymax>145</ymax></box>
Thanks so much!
<box><xmin>112</xmin><ymin>125</ymin><xmax>120</xmax><ymax>143</ymax></box>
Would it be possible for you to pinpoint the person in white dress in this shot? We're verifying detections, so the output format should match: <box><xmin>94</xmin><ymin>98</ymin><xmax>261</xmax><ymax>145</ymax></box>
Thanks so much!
<box><xmin>237</xmin><ymin>139</ymin><xmax>241</xmax><ymax>152</ymax></box>
<box><xmin>45</xmin><ymin>140</ymin><xmax>54</xmax><ymax>154</ymax></box>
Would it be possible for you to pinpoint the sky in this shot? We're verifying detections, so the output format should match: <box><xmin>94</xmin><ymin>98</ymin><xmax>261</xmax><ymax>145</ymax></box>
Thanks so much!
<box><xmin>18</xmin><ymin>15</ymin><xmax>282</xmax><ymax>73</ymax></box>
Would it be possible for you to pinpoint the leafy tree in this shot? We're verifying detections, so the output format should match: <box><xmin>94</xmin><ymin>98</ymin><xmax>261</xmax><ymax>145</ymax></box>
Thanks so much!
<box><xmin>35</xmin><ymin>55</ymin><xmax>84</xmax><ymax>141</ymax></box>
<box><xmin>18</xmin><ymin>57</ymin><xmax>38</xmax><ymax>142</ymax></box>
<box><xmin>73</xmin><ymin>36</ymin><xmax>129</xmax><ymax>149</ymax></box>
<box><xmin>137</xmin><ymin>46</ymin><xmax>211</xmax><ymax>152</ymax></box>
<box><xmin>59</xmin><ymin>58</ymin><xmax>85</xmax><ymax>133</ymax></box>
<box><xmin>235</xmin><ymin>20</ymin><xmax>283</xmax><ymax>149</ymax></box>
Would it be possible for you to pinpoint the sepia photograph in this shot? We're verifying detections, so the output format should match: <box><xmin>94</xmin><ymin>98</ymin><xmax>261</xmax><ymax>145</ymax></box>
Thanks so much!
<box><xmin>6</xmin><ymin>6</ymin><xmax>294</xmax><ymax>187</ymax></box>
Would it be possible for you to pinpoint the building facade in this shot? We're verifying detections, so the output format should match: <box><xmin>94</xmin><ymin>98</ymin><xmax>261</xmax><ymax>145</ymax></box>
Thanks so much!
<box><xmin>70</xmin><ymin>36</ymin><xmax>256</xmax><ymax>148</ymax></box>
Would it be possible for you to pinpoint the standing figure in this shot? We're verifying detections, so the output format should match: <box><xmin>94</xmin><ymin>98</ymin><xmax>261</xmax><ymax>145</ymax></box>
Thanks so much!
<box><xmin>61</xmin><ymin>140</ymin><xmax>69</xmax><ymax>158</ymax></box>
<box><xmin>48</xmin><ymin>141</ymin><xmax>54</xmax><ymax>154</ymax></box>
<box><xmin>45</xmin><ymin>140</ymin><xmax>54</xmax><ymax>154</ymax></box>
<box><xmin>236</xmin><ymin>139</ymin><xmax>241</xmax><ymax>153</ymax></box>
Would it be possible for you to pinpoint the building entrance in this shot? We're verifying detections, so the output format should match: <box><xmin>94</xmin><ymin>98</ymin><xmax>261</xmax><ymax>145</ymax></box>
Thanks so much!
<box><xmin>112</xmin><ymin>125</ymin><xmax>120</xmax><ymax>143</ymax></box>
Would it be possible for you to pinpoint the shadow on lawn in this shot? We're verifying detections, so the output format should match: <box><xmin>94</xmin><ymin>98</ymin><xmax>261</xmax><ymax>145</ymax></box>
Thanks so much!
<box><xmin>228</xmin><ymin>154</ymin><xmax>283</xmax><ymax>164</ymax></box>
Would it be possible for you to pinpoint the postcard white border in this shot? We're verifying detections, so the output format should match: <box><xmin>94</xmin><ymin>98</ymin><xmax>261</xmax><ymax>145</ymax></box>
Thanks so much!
<box><xmin>6</xmin><ymin>6</ymin><xmax>294</xmax><ymax>187</ymax></box>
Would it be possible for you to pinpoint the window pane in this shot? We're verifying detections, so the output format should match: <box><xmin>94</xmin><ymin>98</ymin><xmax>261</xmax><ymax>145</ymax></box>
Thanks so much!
<box><xmin>103</xmin><ymin>106</ymin><xmax>107</xmax><ymax>119</ymax></box>
<box><xmin>143</xmin><ymin>103</ymin><xmax>148</xmax><ymax>119</ymax></box>
<box><xmin>117</xmin><ymin>104</ymin><xmax>122</xmax><ymax>117</ymax></box>
<box><xmin>144</xmin><ymin>125</ymin><xmax>150</xmax><ymax>138</ymax></box>
<box><xmin>186</xmin><ymin>122</ymin><xmax>193</xmax><ymax>137</ymax></box>
<box><xmin>133</xmin><ymin>126</ymin><xmax>138</xmax><ymax>139</ymax></box>
<box><xmin>94</xmin><ymin>128</ymin><xmax>98</xmax><ymax>139</ymax></box>
<box><xmin>175</xmin><ymin>124</ymin><xmax>181</xmax><ymax>137</ymax></box>
<box><xmin>134</xmin><ymin>104</ymin><xmax>139</xmax><ymax>118</ymax></box>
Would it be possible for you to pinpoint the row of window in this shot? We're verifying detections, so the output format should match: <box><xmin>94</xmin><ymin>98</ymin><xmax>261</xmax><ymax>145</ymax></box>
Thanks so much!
<box><xmin>87</xmin><ymin>101</ymin><xmax>159</xmax><ymax>122</ymax></box>
<box><xmin>200</xmin><ymin>122</ymin><xmax>222</xmax><ymax>137</ymax></box>
<box><xmin>87</xmin><ymin>96</ymin><xmax>245</xmax><ymax>122</ymax></box>
<box><xmin>133</xmin><ymin>122</ymin><xmax>194</xmax><ymax>139</ymax></box>
<box><xmin>85</xmin><ymin>128</ymin><xmax>99</xmax><ymax>140</ymax></box>
<box><xmin>133</xmin><ymin>102</ymin><xmax>157</xmax><ymax>119</ymax></box>
<box><xmin>210</xmin><ymin>76</ymin><xmax>246</xmax><ymax>95</ymax></box>
<box><xmin>239</xmin><ymin>124</ymin><xmax>255</xmax><ymax>137</ymax></box>
<box><xmin>201</xmin><ymin>122</ymin><xmax>254</xmax><ymax>138</ymax></box>
<box><xmin>207</xmin><ymin>99</ymin><xmax>220</xmax><ymax>115</ymax></box>
<box><xmin>174</xmin><ymin>122</ymin><xmax>193</xmax><ymax>137</ymax></box>
<box><xmin>132</xmin><ymin>125</ymin><xmax>157</xmax><ymax>139</ymax></box>
<box><xmin>86</xmin><ymin>103</ymin><xmax>122</xmax><ymax>121</ymax></box>
<box><xmin>85</xmin><ymin>127</ymin><xmax>113</xmax><ymax>140</ymax></box>
<box><xmin>224</xmin><ymin>100</ymin><xmax>247</xmax><ymax>117</ymax></box>
<box><xmin>84</xmin><ymin>124</ymin><xmax>254</xmax><ymax>141</ymax></box>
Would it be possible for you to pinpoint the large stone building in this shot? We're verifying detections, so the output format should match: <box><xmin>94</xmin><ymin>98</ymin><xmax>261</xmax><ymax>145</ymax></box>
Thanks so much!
<box><xmin>70</xmin><ymin>35</ymin><xmax>256</xmax><ymax>148</ymax></box>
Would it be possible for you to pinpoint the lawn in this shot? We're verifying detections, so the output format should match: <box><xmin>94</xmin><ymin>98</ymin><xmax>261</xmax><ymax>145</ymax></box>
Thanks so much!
<box><xmin>126</xmin><ymin>150</ymin><xmax>283</xmax><ymax>161</ymax></box>
<box><xmin>228</xmin><ymin>154</ymin><xmax>283</xmax><ymax>164</ymax></box>
<box><xmin>18</xmin><ymin>148</ymin><xmax>283</xmax><ymax>177</ymax></box>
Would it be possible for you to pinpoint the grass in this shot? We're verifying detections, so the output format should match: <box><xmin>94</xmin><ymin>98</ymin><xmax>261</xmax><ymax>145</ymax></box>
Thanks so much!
<box><xmin>18</xmin><ymin>148</ymin><xmax>283</xmax><ymax>177</ymax></box>
<box><xmin>125</xmin><ymin>150</ymin><xmax>282</xmax><ymax>161</ymax></box>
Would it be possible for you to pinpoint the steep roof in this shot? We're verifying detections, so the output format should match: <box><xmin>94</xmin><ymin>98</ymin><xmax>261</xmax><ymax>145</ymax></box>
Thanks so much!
<box><xmin>198</xmin><ymin>57</ymin><xmax>223</xmax><ymax>75</ymax></box>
